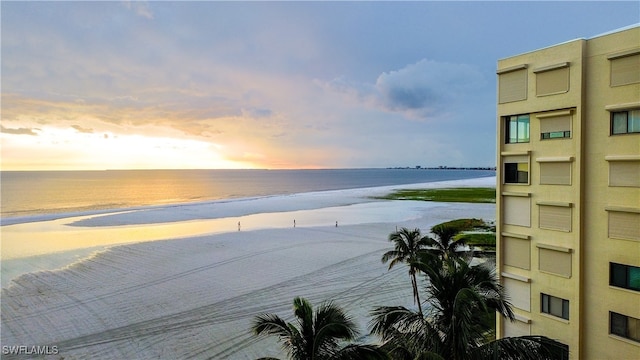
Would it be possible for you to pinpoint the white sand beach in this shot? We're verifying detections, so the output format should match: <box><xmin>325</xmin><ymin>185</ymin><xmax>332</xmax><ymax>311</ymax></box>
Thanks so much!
<box><xmin>1</xmin><ymin>177</ymin><xmax>496</xmax><ymax>359</ymax></box>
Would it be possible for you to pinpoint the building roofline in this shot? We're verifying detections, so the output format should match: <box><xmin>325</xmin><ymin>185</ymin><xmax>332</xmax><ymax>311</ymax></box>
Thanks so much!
<box><xmin>589</xmin><ymin>23</ymin><xmax>640</xmax><ymax>39</ymax></box>
<box><xmin>498</xmin><ymin>23</ymin><xmax>640</xmax><ymax>62</ymax></box>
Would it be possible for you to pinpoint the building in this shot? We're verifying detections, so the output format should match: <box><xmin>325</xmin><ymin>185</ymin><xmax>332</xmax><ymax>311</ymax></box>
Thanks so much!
<box><xmin>495</xmin><ymin>25</ymin><xmax>640</xmax><ymax>359</ymax></box>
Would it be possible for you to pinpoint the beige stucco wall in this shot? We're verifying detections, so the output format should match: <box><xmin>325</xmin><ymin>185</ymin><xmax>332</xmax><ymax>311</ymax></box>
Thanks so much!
<box><xmin>497</xmin><ymin>38</ymin><xmax>585</xmax><ymax>359</ymax></box>
<box><xmin>496</xmin><ymin>26</ymin><xmax>640</xmax><ymax>360</ymax></box>
<box><xmin>581</xmin><ymin>26</ymin><xmax>640</xmax><ymax>360</ymax></box>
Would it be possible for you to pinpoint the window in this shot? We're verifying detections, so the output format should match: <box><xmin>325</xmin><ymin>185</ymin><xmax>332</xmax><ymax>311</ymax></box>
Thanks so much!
<box><xmin>503</xmin><ymin>277</ymin><xmax>531</xmax><ymax>311</ymax></box>
<box><xmin>610</xmin><ymin>263</ymin><xmax>640</xmax><ymax>291</ymax></box>
<box><xmin>535</xmin><ymin>63</ymin><xmax>569</xmax><ymax>96</ymax></box>
<box><xmin>498</xmin><ymin>66</ymin><xmax>528</xmax><ymax>103</ymax></box>
<box><xmin>542</xmin><ymin>131</ymin><xmax>571</xmax><ymax>139</ymax></box>
<box><xmin>538</xmin><ymin>246</ymin><xmax>572</xmax><ymax>278</ymax></box>
<box><xmin>503</xmin><ymin>154</ymin><xmax>529</xmax><ymax>185</ymax></box>
<box><xmin>610</xmin><ymin>312</ymin><xmax>640</xmax><ymax>343</ymax></box>
<box><xmin>609</xmin><ymin>160</ymin><xmax>640</xmax><ymax>187</ymax></box>
<box><xmin>538</xmin><ymin>204</ymin><xmax>572</xmax><ymax>232</ymax></box>
<box><xmin>505</xmin><ymin>115</ymin><xmax>530</xmax><ymax>143</ymax></box>
<box><xmin>541</xmin><ymin>293</ymin><xmax>569</xmax><ymax>320</ymax></box>
<box><xmin>504</xmin><ymin>162</ymin><xmax>529</xmax><ymax>184</ymax></box>
<box><xmin>503</xmin><ymin>236</ymin><xmax>530</xmax><ymax>270</ymax></box>
<box><xmin>539</xmin><ymin>161</ymin><xmax>571</xmax><ymax>185</ymax></box>
<box><xmin>611</xmin><ymin>110</ymin><xmax>640</xmax><ymax>135</ymax></box>
<box><xmin>609</xmin><ymin>51</ymin><xmax>640</xmax><ymax>87</ymax></box>
<box><xmin>503</xmin><ymin>318</ymin><xmax>531</xmax><ymax>338</ymax></box>
<box><xmin>538</xmin><ymin>110</ymin><xmax>572</xmax><ymax>140</ymax></box>
<box><xmin>608</xmin><ymin>210</ymin><xmax>640</xmax><ymax>241</ymax></box>
<box><xmin>503</xmin><ymin>195</ymin><xmax>531</xmax><ymax>227</ymax></box>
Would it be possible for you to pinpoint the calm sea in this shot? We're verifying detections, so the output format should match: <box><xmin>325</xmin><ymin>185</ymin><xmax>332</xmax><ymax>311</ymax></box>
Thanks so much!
<box><xmin>0</xmin><ymin>169</ymin><xmax>494</xmax><ymax>219</ymax></box>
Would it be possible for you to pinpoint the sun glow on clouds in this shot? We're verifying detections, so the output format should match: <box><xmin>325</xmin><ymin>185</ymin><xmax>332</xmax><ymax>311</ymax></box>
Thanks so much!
<box><xmin>0</xmin><ymin>126</ymin><xmax>253</xmax><ymax>170</ymax></box>
<box><xmin>3</xmin><ymin>2</ymin><xmax>637</xmax><ymax>170</ymax></box>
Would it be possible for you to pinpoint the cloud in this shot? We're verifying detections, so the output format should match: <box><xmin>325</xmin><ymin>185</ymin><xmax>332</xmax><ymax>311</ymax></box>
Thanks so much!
<box><xmin>0</xmin><ymin>125</ymin><xmax>39</xmax><ymax>136</ymax></box>
<box><xmin>122</xmin><ymin>1</ymin><xmax>153</xmax><ymax>19</ymax></box>
<box><xmin>321</xmin><ymin>59</ymin><xmax>485</xmax><ymax>121</ymax></box>
<box><xmin>376</xmin><ymin>60</ymin><xmax>485</xmax><ymax>115</ymax></box>
<box><xmin>241</xmin><ymin>107</ymin><xmax>273</xmax><ymax>119</ymax></box>
<box><xmin>71</xmin><ymin>125</ymin><xmax>94</xmax><ymax>133</ymax></box>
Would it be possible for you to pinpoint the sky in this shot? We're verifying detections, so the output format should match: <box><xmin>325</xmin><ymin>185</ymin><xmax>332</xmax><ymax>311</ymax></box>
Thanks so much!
<box><xmin>1</xmin><ymin>1</ymin><xmax>639</xmax><ymax>170</ymax></box>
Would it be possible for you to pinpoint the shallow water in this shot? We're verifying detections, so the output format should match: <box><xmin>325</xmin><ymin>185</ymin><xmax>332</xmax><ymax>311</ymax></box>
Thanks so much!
<box><xmin>1</xmin><ymin>177</ymin><xmax>497</xmax><ymax>287</ymax></box>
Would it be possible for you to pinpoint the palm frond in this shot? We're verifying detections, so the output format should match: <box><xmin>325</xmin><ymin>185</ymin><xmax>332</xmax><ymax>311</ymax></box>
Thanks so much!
<box><xmin>369</xmin><ymin>305</ymin><xmax>443</xmax><ymax>356</ymax></box>
<box><xmin>252</xmin><ymin>313</ymin><xmax>293</xmax><ymax>338</ymax></box>
<box><xmin>330</xmin><ymin>344</ymin><xmax>389</xmax><ymax>360</ymax></box>
<box><xmin>470</xmin><ymin>335</ymin><xmax>563</xmax><ymax>360</ymax></box>
<box><xmin>381</xmin><ymin>250</ymin><xmax>403</xmax><ymax>270</ymax></box>
<box><xmin>414</xmin><ymin>352</ymin><xmax>447</xmax><ymax>360</ymax></box>
<box><xmin>369</xmin><ymin>306</ymin><xmax>420</xmax><ymax>338</ymax></box>
<box><xmin>314</xmin><ymin>301</ymin><xmax>359</xmax><ymax>348</ymax></box>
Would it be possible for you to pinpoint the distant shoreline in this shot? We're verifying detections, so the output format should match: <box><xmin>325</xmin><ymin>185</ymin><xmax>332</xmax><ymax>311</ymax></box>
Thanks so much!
<box><xmin>1</xmin><ymin>176</ymin><xmax>496</xmax><ymax>284</ymax></box>
<box><xmin>0</xmin><ymin>167</ymin><xmax>496</xmax><ymax>172</ymax></box>
<box><xmin>386</xmin><ymin>166</ymin><xmax>496</xmax><ymax>170</ymax></box>
<box><xmin>1</xmin><ymin>168</ymin><xmax>495</xmax><ymax>222</ymax></box>
<box><xmin>1</xmin><ymin>173</ymin><xmax>495</xmax><ymax>226</ymax></box>
<box><xmin>1</xmin><ymin>178</ymin><xmax>496</xmax><ymax>358</ymax></box>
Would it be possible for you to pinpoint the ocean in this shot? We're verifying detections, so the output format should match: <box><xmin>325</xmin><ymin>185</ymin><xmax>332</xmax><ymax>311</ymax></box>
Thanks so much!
<box><xmin>0</xmin><ymin>168</ymin><xmax>495</xmax><ymax>220</ymax></box>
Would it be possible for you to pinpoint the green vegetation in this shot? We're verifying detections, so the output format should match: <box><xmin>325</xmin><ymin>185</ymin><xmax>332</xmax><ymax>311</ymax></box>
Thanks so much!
<box><xmin>381</xmin><ymin>228</ymin><xmax>430</xmax><ymax>315</ymax></box>
<box><xmin>437</xmin><ymin>218</ymin><xmax>494</xmax><ymax>232</ymax></box>
<box><xmin>370</xmin><ymin>256</ymin><xmax>560</xmax><ymax>359</ymax></box>
<box><xmin>375</xmin><ymin>187</ymin><xmax>496</xmax><ymax>203</ymax></box>
<box><xmin>252</xmin><ymin>297</ymin><xmax>387</xmax><ymax>359</ymax></box>
<box><xmin>432</xmin><ymin>218</ymin><xmax>496</xmax><ymax>251</ymax></box>
<box><xmin>458</xmin><ymin>232</ymin><xmax>496</xmax><ymax>248</ymax></box>
<box><xmin>251</xmin><ymin>219</ymin><xmax>563</xmax><ymax>359</ymax></box>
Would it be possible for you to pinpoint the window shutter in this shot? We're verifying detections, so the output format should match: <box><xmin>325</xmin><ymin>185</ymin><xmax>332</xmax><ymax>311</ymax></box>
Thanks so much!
<box><xmin>536</xmin><ymin>66</ymin><xmax>569</xmax><ymax>96</ymax></box>
<box><xmin>499</xmin><ymin>68</ymin><xmax>528</xmax><ymax>103</ymax></box>
<box><xmin>609</xmin><ymin>211</ymin><xmax>640</xmax><ymax>241</ymax></box>
<box><xmin>503</xmin><ymin>318</ymin><xmax>531</xmax><ymax>337</ymax></box>
<box><xmin>539</xmin><ymin>114</ymin><xmax>571</xmax><ymax>133</ymax></box>
<box><xmin>539</xmin><ymin>248</ymin><xmax>572</xmax><ymax>277</ymax></box>
<box><xmin>503</xmin><ymin>236</ymin><xmax>531</xmax><ymax>269</ymax></box>
<box><xmin>609</xmin><ymin>161</ymin><xmax>640</xmax><ymax>187</ymax></box>
<box><xmin>503</xmin><ymin>196</ymin><xmax>531</xmax><ymax>227</ymax></box>
<box><xmin>539</xmin><ymin>205</ymin><xmax>572</xmax><ymax>232</ymax></box>
<box><xmin>610</xmin><ymin>54</ymin><xmax>640</xmax><ymax>87</ymax></box>
<box><xmin>503</xmin><ymin>155</ymin><xmax>529</xmax><ymax>164</ymax></box>
<box><xmin>503</xmin><ymin>277</ymin><xmax>531</xmax><ymax>311</ymax></box>
<box><xmin>540</xmin><ymin>162</ymin><xmax>571</xmax><ymax>185</ymax></box>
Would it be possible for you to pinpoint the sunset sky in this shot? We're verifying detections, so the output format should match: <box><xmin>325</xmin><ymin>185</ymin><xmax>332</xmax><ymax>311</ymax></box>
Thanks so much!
<box><xmin>2</xmin><ymin>1</ymin><xmax>638</xmax><ymax>170</ymax></box>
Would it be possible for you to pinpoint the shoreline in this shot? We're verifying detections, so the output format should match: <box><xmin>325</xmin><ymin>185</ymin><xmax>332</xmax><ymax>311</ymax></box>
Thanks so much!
<box><xmin>1</xmin><ymin>174</ymin><xmax>495</xmax><ymax>227</ymax></box>
<box><xmin>1</xmin><ymin>176</ymin><xmax>495</xmax><ymax>287</ymax></box>
<box><xmin>1</xmin><ymin>177</ymin><xmax>496</xmax><ymax>359</ymax></box>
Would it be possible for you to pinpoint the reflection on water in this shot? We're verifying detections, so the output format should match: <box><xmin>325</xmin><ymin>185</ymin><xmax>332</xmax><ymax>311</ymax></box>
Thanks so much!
<box><xmin>1</xmin><ymin>170</ymin><xmax>495</xmax><ymax>217</ymax></box>
<box><xmin>0</xmin><ymin>201</ymin><xmax>434</xmax><ymax>261</ymax></box>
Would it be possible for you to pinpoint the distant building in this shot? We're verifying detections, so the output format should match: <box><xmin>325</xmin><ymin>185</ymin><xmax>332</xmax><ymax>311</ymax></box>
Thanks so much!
<box><xmin>495</xmin><ymin>25</ymin><xmax>640</xmax><ymax>359</ymax></box>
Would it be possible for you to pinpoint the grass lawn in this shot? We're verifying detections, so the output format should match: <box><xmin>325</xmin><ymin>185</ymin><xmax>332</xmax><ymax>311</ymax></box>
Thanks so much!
<box><xmin>458</xmin><ymin>232</ymin><xmax>496</xmax><ymax>247</ymax></box>
<box><xmin>375</xmin><ymin>187</ymin><xmax>496</xmax><ymax>203</ymax></box>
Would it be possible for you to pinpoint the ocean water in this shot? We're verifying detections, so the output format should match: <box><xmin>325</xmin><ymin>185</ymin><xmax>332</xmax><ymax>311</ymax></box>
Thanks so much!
<box><xmin>0</xmin><ymin>169</ymin><xmax>494</xmax><ymax>219</ymax></box>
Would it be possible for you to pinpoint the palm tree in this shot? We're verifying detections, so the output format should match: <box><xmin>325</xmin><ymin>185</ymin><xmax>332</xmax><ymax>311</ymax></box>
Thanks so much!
<box><xmin>381</xmin><ymin>227</ymin><xmax>431</xmax><ymax>315</ymax></box>
<box><xmin>252</xmin><ymin>297</ymin><xmax>388</xmax><ymax>360</ymax></box>
<box><xmin>425</xmin><ymin>219</ymin><xmax>494</xmax><ymax>260</ymax></box>
<box><xmin>424</xmin><ymin>223</ymin><xmax>469</xmax><ymax>260</ymax></box>
<box><xmin>369</xmin><ymin>257</ymin><xmax>561</xmax><ymax>360</ymax></box>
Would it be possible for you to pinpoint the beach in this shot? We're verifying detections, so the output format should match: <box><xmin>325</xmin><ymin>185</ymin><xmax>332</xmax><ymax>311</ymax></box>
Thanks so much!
<box><xmin>1</xmin><ymin>177</ymin><xmax>495</xmax><ymax>359</ymax></box>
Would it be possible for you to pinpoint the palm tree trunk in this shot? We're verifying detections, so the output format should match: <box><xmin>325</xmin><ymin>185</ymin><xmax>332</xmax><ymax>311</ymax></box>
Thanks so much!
<box><xmin>411</xmin><ymin>273</ymin><xmax>423</xmax><ymax>315</ymax></box>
